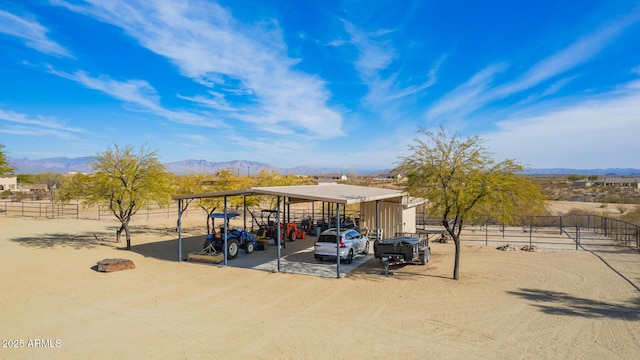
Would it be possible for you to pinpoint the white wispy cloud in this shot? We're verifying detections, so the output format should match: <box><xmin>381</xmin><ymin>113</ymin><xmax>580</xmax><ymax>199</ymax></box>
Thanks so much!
<box><xmin>427</xmin><ymin>12</ymin><xmax>640</xmax><ymax>123</ymax></box>
<box><xmin>340</xmin><ymin>20</ymin><xmax>441</xmax><ymax>120</ymax></box>
<box><xmin>0</xmin><ymin>108</ymin><xmax>84</xmax><ymax>139</ymax></box>
<box><xmin>426</xmin><ymin>63</ymin><xmax>507</xmax><ymax>122</ymax></box>
<box><xmin>342</xmin><ymin>20</ymin><xmax>396</xmax><ymax>79</ymax></box>
<box><xmin>47</xmin><ymin>68</ymin><xmax>225</xmax><ymax>128</ymax></box>
<box><xmin>0</xmin><ymin>9</ymin><xmax>72</xmax><ymax>58</ymax></box>
<box><xmin>485</xmin><ymin>81</ymin><xmax>640</xmax><ymax>168</ymax></box>
<box><xmin>517</xmin><ymin>76</ymin><xmax>578</xmax><ymax>105</ymax></box>
<box><xmin>53</xmin><ymin>0</ymin><xmax>344</xmax><ymax>138</ymax></box>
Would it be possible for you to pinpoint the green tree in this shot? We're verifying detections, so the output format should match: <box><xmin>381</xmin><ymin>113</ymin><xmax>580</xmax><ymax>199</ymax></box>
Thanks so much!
<box><xmin>0</xmin><ymin>144</ymin><xmax>15</xmax><ymax>175</ymax></box>
<box><xmin>395</xmin><ymin>127</ymin><xmax>545</xmax><ymax>280</ymax></box>
<box><xmin>56</xmin><ymin>173</ymin><xmax>93</xmax><ymax>202</ymax></box>
<box><xmin>172</xmin><ymin>173</ymin><xmax>221</xmax><ymax>234</ymax></box>
<box><xmin>567</xmin><ymin>174</ymin><xmax>587</xmax><ymax>182</ymax></box>
<box><xmin>60</xmin><ymin>145</ymin><xmax>172</xmax><ymax>250</ymax></box>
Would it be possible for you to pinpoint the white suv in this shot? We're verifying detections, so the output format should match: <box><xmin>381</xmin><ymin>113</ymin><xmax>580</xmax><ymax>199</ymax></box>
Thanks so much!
<box><xmin>313</xmin><ymin>228</ymin><xmax>369</xmax><ymax>264</ymax></box>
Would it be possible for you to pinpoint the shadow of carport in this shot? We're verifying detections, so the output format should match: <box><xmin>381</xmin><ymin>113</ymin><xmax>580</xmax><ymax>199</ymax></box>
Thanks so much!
<box><xmin>172</xmin><ymin>184</ymin><xmax>408</xmax><ymax>279</ymax></box>
<box><xmin>130</xmin><ymin>233</ymin><xmax>374</xmax><ymax>278</ymax></box>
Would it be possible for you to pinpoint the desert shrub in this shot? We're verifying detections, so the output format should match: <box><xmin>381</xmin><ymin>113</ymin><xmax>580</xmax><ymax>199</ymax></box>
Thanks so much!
<box><xmin>620</xmin><ymin>206</ymin><xmax>640</xmax><ymax>226</ymax></box>
<box><xmin>566</xmin><ymin>207</ymin><xmax>598</xmax><ymax>216</ymax></box>
<box><xmin>602</xmin><ymin>194</ymin><xmax>623</xmax><ymax>204</ymax></box>
<box><xmin>567</xmin><ymin>174</ymin><xmax>587</xmax><ymax>182</ymax></box>
<box><xmin>13</xmin><ymin>192</ymin><xmax>31</xmax><ymax>201</ymax></box>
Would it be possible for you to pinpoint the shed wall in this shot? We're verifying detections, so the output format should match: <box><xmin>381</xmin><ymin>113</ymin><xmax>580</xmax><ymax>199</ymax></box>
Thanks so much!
<box><xmin>359</xmin><ymin>201</ymin><xmax>403</xmax><ymax>239</ymax></box>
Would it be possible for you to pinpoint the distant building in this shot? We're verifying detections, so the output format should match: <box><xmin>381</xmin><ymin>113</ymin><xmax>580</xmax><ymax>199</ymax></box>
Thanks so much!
<box><xmin>376</xmin><ymin>172</ymin><xmax>402</xmax><ymax>180</ymax></box>
<box><xmin>573</xmin><ymin>177</ymin><xmax>640</xmax><ymax>189</ymax></box>
<box><xmin>0</xmin><ymin>177</ymin><xmax>18</xmax><ymax>192</ymax></box>
<box><xmin>572</xmin><ymin>179</ymin><xmax>593</xmax><ymax>187</ymax></box>
<box><xmin>18</xmin><ymin>183</ymin><xmax>49</xmax><ymax>193</ymax></box>
<box><xmin>322</xmin><ymin>173</ymin><xmax>348</xmax><ymax>181</ymax></box>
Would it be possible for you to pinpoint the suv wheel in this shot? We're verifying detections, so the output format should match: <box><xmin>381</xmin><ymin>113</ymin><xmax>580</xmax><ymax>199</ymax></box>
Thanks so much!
<box><xmin>362</xmin><ymin>241</ymin><xmax>369</xmax><ymax>255</ymax></box>
<box><xmin>346</xmin><ymin>249</ymin><xmax>354</xmax><ymax>264</ymax></box>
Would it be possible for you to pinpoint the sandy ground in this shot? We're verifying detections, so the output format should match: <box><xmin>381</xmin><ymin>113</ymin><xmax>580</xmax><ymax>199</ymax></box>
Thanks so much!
<box><xmin>1</xmin><ymin>211</ymin><xmax>639</xmax><ymax>359</ymax></box>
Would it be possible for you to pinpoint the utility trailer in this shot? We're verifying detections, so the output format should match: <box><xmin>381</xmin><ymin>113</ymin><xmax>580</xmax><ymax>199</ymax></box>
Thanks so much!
<box><xmin>373</xmin><ymin>235</ymin><xmax>430</xmax><ymax>275</ymax></box>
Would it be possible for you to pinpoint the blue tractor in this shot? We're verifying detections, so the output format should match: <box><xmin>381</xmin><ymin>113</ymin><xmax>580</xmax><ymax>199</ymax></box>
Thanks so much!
<box><xmin>202</xmin><ymin>213</ymin><xmax>259</xmax><ymax>260</ymax></box>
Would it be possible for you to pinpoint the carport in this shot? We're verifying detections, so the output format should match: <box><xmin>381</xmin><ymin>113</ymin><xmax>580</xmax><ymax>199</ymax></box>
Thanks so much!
<box><xmin>172</xmin><ymin>184</ymin><xmax>407</xmax><ymax>278</ymax></box>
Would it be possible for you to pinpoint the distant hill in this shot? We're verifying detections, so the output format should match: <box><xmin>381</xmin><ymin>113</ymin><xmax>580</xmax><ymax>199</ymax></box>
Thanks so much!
<box><xmin>8</xmin><ymin>157</ymin><xmax>96</xmax><ymax>174</ymax></box>
<box><xmin>7</xmin><ymin>157</ymin><xmax>376</xmax><ymax>176</ymax></box>
<box><xmin>520</xmin><ymin>168</ymin><xmax>640</xmax><ymax>176</ymax></box>
<box><xmin>8</xmin><ymin>157</ymin><xmax>639</xmax><ymax>177</ymax></box>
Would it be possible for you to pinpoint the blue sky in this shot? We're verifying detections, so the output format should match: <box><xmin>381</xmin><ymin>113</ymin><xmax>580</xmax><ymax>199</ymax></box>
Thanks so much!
<box><xmin>1</xmin><ymin>1</ymin><xmax>639</xmax><ymax>170</ymax></box>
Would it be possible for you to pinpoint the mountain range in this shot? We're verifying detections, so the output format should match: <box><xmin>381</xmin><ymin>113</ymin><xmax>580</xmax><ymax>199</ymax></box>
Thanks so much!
<box><xmin>6</xmin><ymin>157</ymin><xmax>640</xmax><ymax>177</ymax></box>
<box><xmin>7</xmin><ymin>157</ymin><xmax>378</xmax><ymax>176</ymax></box>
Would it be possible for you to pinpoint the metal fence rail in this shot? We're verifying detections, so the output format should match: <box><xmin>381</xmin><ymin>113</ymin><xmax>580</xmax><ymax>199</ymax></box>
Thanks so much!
<box><xmin>0</xmin><ymin>201</ymin><xmax>79</xmax><ymax>219</ymax></box>
<box><xmin>418</xmin><ymin>214</ymin><xmax>640</xmax><ymax>253</ymax></box>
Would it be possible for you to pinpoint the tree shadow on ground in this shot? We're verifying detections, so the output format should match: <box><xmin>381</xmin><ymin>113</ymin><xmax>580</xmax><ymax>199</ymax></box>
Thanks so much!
<box><xmin>11</xmin><ymin>230</ymin><xmax>118</xmax><ymax>249</ymax></box>
<box><xmin>10</xmin><ymin>224</ymin><xmax>205</xmax><ymax>251</ymax></box>
<box><xmin>508</xmin><ymin>288</ymin><xmax>640</xmax><ymax>321</ymax></box>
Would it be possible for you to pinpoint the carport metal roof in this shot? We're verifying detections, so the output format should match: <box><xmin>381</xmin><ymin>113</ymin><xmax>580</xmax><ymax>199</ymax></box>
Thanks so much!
<box><xmin>171</xmin><ymin>184</ymin><xmax>405</xmax><ymax>204</ymax></box>
<box><xmin>172</xmin><ymin>184</ymin><xmax>407</xmax><ymax>278</ymax></box>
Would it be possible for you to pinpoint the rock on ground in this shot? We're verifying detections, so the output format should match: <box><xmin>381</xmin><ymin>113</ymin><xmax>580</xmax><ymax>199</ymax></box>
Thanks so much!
<box><xmin>96</xmin><ymin>258</ymin><xmax>135</xmax><ymax>272</ymax></box>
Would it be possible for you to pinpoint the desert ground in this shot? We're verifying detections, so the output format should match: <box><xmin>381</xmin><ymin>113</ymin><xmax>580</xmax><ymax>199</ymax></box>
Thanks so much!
<box><xmin>1</xmin><ymin>202</ymin><xmax>639</xmax><ymax>359</ymax></box>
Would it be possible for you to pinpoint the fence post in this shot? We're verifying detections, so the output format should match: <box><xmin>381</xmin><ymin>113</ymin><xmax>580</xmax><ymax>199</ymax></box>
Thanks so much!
<box><xmin>575</xmin><ymin>226</ymin><xmax>579</xmax><ymax>250</ymax></box>
<box><xmin>502</xmin><ymin>223</ymin><xmax>505</xmax><ymax>238</ymax></box>
<box><xmin>529</xmin><ymin>221</ymin><xmax>533</xmax><ymax>248</ymax></box>
<box><xmin>624</xmin><ymin>222</ymin><xmax>628</xmax><ymax>246</ymax></box>
<box><xmin>485</xmin><ymin>224</ymin><xmax>488</xmax><ymax>246</ymax></box>
<box><xmin>559</xmin><ymin>216</ymin><xmax>563</xmax><ymax>235</ymax></box>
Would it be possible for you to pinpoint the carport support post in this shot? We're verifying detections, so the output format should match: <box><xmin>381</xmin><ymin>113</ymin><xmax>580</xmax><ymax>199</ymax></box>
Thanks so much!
<box><xmin>277</xmin><ymin>196</ymin><xmax>282</xmax><ymax>272</ymax></box>
<box><xmin>223</xmin><ymin>196</ymin><xmax>228</xmax><ymax>266</ymax></box>
<box><xmin>336</xmin><ymin>203</ymin><xmax>341</xmax><ymax>279</ymax></box>
<box><xmin>375</xmin><ymin>200</ymin><xmax>380</xmax><ymax>242</ymax></box>
<box><xmin>177</xmin><ymin>199</ymin><xmax>183</xmax><ymax>262</ymax></box>
<box><xmin>287</xmin><ymin>197</ymin><xmax>291</xmax><ymax>225</ymax></box>
<box><xmin>243</xmin><ymin>196</ymin><xmax>247</xmax><ymax>231</ymax></box>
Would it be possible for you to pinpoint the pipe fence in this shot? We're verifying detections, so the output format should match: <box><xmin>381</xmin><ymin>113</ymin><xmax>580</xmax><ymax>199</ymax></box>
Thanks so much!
<box><xmin>418</xmin><ymin>214</ymin><xmax>640</xmax><ymax>253</ymax></box>
<box><xmin>0</xmin><ymin>200</ymin><xmax>79</xmax><ymax>219</ymax></box>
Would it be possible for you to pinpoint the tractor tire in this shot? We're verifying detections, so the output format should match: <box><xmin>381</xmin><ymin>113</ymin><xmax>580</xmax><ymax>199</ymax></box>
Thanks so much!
<box><xmin>272</xmin><ymin>236</ymin><xmax>284</xmax><ymax>247</ymax></box>
<box><xmin>227</xmin><ymin>239</ymin><xmax>239</xmax><ymax>259</ymax></box>
<box><xmin>289</xmin><ymin>231</ymin><xmax>297</xmax><ymax>242</ymax></box>
<box><xmin>245</xmin><ymin>241</ymin><xmax>255</xmax><ymax>254</ymax></box>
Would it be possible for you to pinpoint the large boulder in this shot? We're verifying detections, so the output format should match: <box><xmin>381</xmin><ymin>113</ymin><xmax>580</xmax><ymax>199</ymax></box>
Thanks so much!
<box><xmin>96</xmin><ymin>258</ymin><xmax>136</xmax><ymax>272</ymax></box>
